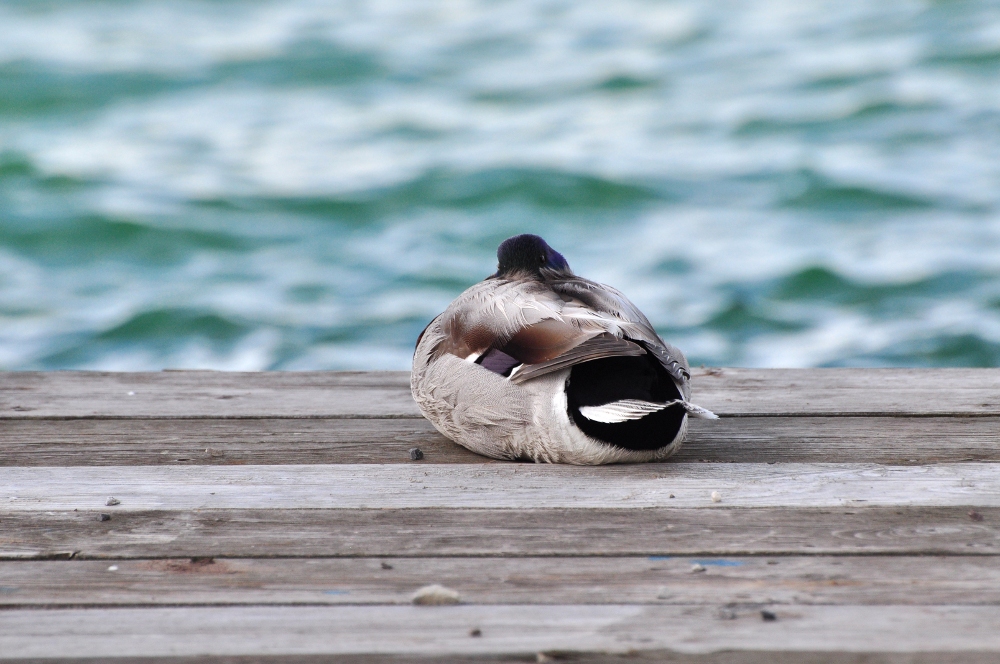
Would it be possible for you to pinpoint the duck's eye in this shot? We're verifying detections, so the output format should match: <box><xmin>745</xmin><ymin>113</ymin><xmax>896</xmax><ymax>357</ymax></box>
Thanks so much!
<box><xmin>540</xmin><ymin>255</ymin><xmax>546</xmax><ymax>264</ymax></box>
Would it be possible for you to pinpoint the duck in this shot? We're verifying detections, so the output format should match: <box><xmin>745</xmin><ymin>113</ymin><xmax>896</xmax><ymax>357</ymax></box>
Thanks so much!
<box><xmin>411</xmin><ymin>234</ymin><xmax>717</xmax><ymax>464</ymax></box>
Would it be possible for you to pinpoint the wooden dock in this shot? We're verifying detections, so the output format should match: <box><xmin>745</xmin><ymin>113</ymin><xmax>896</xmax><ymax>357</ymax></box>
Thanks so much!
<box><xmin>1</xmin><ymin>368</ymin><xmax>999</xmax><ymax>662</ymax></box>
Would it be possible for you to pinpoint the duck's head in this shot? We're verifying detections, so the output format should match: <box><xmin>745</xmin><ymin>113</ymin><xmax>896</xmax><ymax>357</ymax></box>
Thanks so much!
<box><xmin>495</xmin><ymin>234</ymin><xmax>571</xmax><ymax>278</ymax></box>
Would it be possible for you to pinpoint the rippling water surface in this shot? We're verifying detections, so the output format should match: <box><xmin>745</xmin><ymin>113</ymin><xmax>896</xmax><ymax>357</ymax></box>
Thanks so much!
<box><xmin>2</xmin><ymin>0</ymin><xmax>1000</xmax><ymax>370</ymax></box>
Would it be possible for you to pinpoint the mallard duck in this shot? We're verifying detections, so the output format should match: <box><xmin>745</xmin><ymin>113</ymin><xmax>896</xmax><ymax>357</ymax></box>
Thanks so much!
<box><xmin>411</xmin><ymin>234</ymin><xmax>716</xmax><ymax>464</ymax></box>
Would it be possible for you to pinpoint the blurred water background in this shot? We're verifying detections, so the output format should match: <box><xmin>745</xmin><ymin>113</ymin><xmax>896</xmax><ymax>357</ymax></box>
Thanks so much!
<box><xmin>1</xmin><ymin>0</ymin><xmax>1000</xmax><ymax>371</ymax></box>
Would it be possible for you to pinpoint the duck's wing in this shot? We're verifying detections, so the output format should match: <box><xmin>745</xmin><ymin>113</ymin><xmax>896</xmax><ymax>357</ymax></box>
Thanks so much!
<box><xmin>549</xmin><ymin>275</ymin><xmax>691</xmax><ymax>384</ymax></box>
<box><xmin>425</xmin><ymin>277</ymin><xmax>652</xmax><ymax>381</ymax></box>
<box><xmin>429</xmin><ymin>278</ymin><xmax>592</xmax><ymax>362</ymax></box>
<box><xmin>507</xmin><ymin>332</ymin><xmax>644</xmax><ymax>384</ymax></box>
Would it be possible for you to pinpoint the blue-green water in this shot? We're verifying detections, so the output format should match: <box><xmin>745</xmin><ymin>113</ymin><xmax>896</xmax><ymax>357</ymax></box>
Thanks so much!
<box><xmin>2</xmin><ymin>0</ymin><xmax>1000</xmax><ymax>370</ymax></box>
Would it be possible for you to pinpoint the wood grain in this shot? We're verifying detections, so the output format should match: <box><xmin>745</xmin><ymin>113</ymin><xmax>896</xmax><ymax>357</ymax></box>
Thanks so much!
<box><xmin>1</xmin><ymin>555</ymin><xmax>999</xmax><ymax>607</ymax></box>
<box><xmin>2</xmin><ymin>416</ymin><xmax>998</xmax><ymax>466</ymax></box>
<box><xmin>687</xmin><ymin>367</ymin><xmax>1000</xmax><ymax>416</ymax></box>
<box><xmin>4</xmin><ymin>652</ymin><xmax>998</xmax><ymax>664</ymax></box>
<box><xmin>2</xmin><ymin>507</ymin><xmax>997</xmax><ymax>559</ymax></box>
<box><xmin>3</xmin><ymin>463</ymin><xmax>999</xmax><ymax>511</ymax></box>
<box><xmin>2</xmin><ymin>605</ymin><xmax>1000</xmax><ymax>658</ymax></box>
<box><xmin>3</xmin><ymin>368</ymin><xmax>1000</xmax><ymax>419</ymax></box>
<box><xmin>0</xmin><ymin>418</ymin><xmax>487</xmax><ymax>466</ymax></box>
<box><xmin>0</xmin><ymin>371</ymin><xmax>418</xmax><ymax>419</ymax></box>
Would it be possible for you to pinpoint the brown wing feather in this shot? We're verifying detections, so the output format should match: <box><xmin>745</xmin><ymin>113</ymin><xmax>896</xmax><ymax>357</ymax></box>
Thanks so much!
<box><xmin>433</xmin><ymin>308</ymin><xmax>592</xmax><ymax>366</ymax></box>
<box><xmin>434</xmin><ymin>316</ymin><xmax>498</xmax><ymax>360</ymax></box>
<box><xmin>509</xmin><ymin>333</ymin><xmax>645</xmax><ymax>384</ymax></box>
<box><xmin>501</xmin><ymin>318</ymin><xmax>593</xmax><ymax>364</ymax></box>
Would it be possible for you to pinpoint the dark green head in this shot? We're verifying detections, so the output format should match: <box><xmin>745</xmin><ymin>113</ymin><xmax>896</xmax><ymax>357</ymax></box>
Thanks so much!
<box><xmin>495</xmin><ymin>234</ymin><xmax>571</xmax><ymax>278</ymax></box>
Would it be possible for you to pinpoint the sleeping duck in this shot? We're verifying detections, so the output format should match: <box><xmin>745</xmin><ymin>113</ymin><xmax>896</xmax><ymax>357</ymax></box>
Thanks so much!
<box><xmin>411</xmin><ymin>234</ymin><xmax>716</xmax><ymax>464</ymax></box>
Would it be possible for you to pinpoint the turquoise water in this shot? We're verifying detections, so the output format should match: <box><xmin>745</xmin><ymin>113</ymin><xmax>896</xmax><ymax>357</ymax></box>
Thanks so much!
<box><xmin>1</xmin><ymin>0</ymin><xmax>1000</xmax><ymax>370</ymax></box>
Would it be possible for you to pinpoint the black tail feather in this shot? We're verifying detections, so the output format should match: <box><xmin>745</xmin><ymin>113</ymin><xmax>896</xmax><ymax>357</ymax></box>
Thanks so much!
<box><xmin>565</xmin><ymin>349</ymin><xmax>686</xmax><ymax>452</ymax></box>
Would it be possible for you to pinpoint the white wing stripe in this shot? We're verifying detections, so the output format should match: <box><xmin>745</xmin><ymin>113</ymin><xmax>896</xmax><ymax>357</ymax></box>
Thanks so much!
<box><xmin>578</xmin><ymin>399</ymin><xmax>669</xmax><ymax>423</ymax></box>
<box><xmin>578</xmin><ymin>399</ymin><xmax>719</xmax><ymax>423</ymax></box>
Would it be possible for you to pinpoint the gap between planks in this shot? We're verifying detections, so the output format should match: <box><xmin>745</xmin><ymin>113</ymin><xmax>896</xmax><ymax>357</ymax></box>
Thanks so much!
<box><xmin>1</xmin><ymin>555</ymin><xmax>999</xmax><ymax>607</ymax></box>
<box><xmin>2</xmin><ymin>416</ymin><xmax>999</xmax><ymax>466</ymax></box>
<box><xmin>2</xmin><ymin>605</ymin><xmax>1000</xmax><ymax>658</ymax></box>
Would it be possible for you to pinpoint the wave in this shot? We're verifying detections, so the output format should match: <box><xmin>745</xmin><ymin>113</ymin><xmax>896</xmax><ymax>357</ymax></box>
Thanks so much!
<box><xmin>212</xmin><ymin>40</ymin><xmax>385</xmax><ymax>88</ymax></box>
<box><xmin>0</xmin><ymin>151</ymin><xmax>92</xmax><ymax>191</ymax></box>
<box><xmin>196</xmin><ymin>168</ymin><xmax>663</xmax><ymax>221</ymax></box>
<box><xmin>702</xmin><ymin>300</ymin><xmax>807</xmax><ymax>340</ymax></box>
<box><xmin>0</xmin><ymin>40</ymin><xmax>384</xmax><ymax>117</ymax></box>
<box><xmin>734</xmin><ymin>100</ymin><xmax>943</xmax><ymax>138</ymax></box>
<box><xmin>925</xmin><ymin>49</ymin><xmax>1000</xmax><ymax>69</ymax></box>
<box><xmin>777</xmin><ymin>171</ymin><xmax>934</xmax><ymax>212</ymax></box>
<box><xmin>0</xmin><ymin>61</ymin><xmax>180</xmax><ymax>117</ymax></box>
<box><xmin>97</xmin><ymin>308</ymin><xmax>250</xmax><ymax>344</ymax></box>
<box><xmin>832</xmin><ymin>334</ymin><xmax>1000</xmax><ymax>368</ymax></box>
<box><xmin>0</xmin><ymin>214</ymin><xmax>256</xmax><ymax>265</ymax></box>
<box><xmin>771</xmin><ymin>267</ymin><xmax>989</xmax><ymax>308</ymax></box>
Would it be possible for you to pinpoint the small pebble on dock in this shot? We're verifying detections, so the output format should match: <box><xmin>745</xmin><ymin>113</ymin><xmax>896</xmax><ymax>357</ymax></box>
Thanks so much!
<box><xmin>409</xmin><ymin>448</ymin><xmax>424</xmax><ymax>460</ymax></box>
<box><xmin>761</xmin><ymin>610</ymin><xmax>778</xmax><ymax>622</ymax></box>
<box><xmin>711</xmin><ymin>491</ymin><xmax>722</xmax><ymax>503</ymax></box>
<box><xmin>469</xmin><ymin>628</ymin><xmax>482</xmax><ymax>637</ymax></box>
<box><xmin>381</xmin><ymin>562</ymin><xmax>393</xmax><ymax>570</ymax></box>
<box><xmin>969</xmin><ymin>511</ymin><xmax>984</xmax><ymax>522</ymax></box>
<box><xmin>691</xmin><ymin>563</ymin><xmax>706</xmax><ymax>573</ymax></box>
<box><xmin>412</xmin><ymin>584</ymin><xmax>460</xmax><ymax>605</ymax></box>
<box><xmin>107</xmin><ymin>565</ymin><xmax>118</xmax><ymax>572</ymax></box>
<box><xmin>98</xmin><ymin>513</ymin><xmax>111</xmax><ymax>522</ymax></box>
<box><xmin>106</xmin><ymin>497</ymin><xmax>120</xmax><ymax>506</ymax></box>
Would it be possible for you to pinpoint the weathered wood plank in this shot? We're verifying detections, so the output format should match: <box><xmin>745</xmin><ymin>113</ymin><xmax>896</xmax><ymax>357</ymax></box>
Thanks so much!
<box><xmin>0</xmin><ymin>418</ymin><xmax>491</xmax><ymax>466</ymax></box>
<box><xmin>2</xmin><ymin>605</ymin><xmax>1000</xmax><ymax>658</ymax></box>
<box><xmin>2</xmin><ymin>507</ymin><xmax>997</xmax><ymax>559</ymax></box>
<box><xmin>0</xmin><ymin>371</ymin><xmax>418</xmax><ymax>419</ymax></box>
<box><xmin>688</xmin><ymin>367</ymin><xmax>1000</xmax><ymax>416</ymax></box>
<box><xmin>3</xmin><ymin>652</ymin><xmax>997</xmax><ymax>664</ymax></box>
<box><xmin>3</xmin><ymin>369</ymin><xmax>1000</xmax><ymax>419</ymax></box>
<box><xmin>2</xmin><ymin>416</ymin><xmax>998</xmax><ymax>466</ymax></box>
<box><xmin>681</xmin><ymin>416</ymin><xmax>1000</xmax><ymax>464</ymax></box>
<box><xmin>1</xmin><ymin>556</ymin><xmax>999</xmax><ymax>607</ymax></box>
<box><xmin>3</xmin><ymin>464</ymin><xmax>998</xmax><ymax>511</ymax></box>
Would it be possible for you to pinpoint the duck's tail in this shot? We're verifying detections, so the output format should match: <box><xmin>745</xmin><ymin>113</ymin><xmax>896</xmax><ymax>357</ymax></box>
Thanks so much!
<box><xmin>668</xmin><ymin>399</ymin><xmax>719</xmax><ymax>419</ymax></box>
